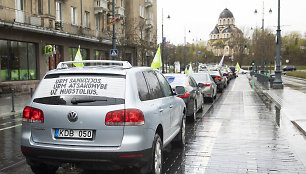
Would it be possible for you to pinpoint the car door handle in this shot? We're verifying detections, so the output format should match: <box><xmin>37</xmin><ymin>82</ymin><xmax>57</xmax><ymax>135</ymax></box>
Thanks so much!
<box><xmin>159</xmin><ymin>109</ymin><xmax>164</xmax><ymax>112</ymax></box>
<box><xmin>169</xmin><ymin>105</ymin><xmax>173</xmax><ymax>108</ymax></box>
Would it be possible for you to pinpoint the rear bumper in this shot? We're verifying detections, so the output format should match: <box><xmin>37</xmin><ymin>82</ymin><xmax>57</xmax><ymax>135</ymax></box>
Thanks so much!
<box><xmin>21</xmin><ymin>146</ymin><xmax>152</xmax><ymax>169</ymax></box>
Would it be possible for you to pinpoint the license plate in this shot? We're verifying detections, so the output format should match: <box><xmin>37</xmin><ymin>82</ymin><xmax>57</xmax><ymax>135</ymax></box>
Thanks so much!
<box><xmin>55</xmin><ymin>129</ymin><xmax>93</xmax><ymax>139</ymax></box>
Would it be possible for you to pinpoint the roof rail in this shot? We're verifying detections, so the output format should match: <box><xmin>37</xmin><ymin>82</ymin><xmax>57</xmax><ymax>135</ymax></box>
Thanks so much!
<box><xmin>56</xmin><ymin>60</ymin><xmax>132</xmax><ymax>69</ymax></box>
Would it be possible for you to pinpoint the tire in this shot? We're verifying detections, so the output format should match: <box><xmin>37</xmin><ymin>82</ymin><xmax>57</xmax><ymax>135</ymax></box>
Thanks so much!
<box><xmin>210</xmin><ymin>96</ymin><xmax>214</xmax><ymax>103</ymax></box>
<box><xmin>199</xmin><ymin>95</ymin><xmax>205</xmax><ymax>112</ymax></box>
<box><xmin>192</xmin><ymin>100</ymin><xmax>197</xmax><ymax>122</ymax></box>
<box><xmin>30</xmin><ymin>164</ymin><xmax>58</xmax><ymax>174</ymax></box>
<box><xmin>151</xmin><ymin>134</ymin><xmax>163</xmax><ymax>174</ymax></box>
<box><xmin>175</xmin><ymin>113</ymin><xmax>186</xmax><ymax>147</ymax></box>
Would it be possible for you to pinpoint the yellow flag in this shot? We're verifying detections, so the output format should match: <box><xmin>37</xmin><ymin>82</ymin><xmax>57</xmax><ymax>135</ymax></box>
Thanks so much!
<box><xmin>73</xmin><ymin>46</ymin><xmax>84</xmax><ymax>67</ymax></box>
<box><xmin>151</xmin><ymin>46</ymin><xmax>162</xmax><ymax>69</ymax></box>
<box><xmin>235</xmin><ymin>62</ymin><xmax>241</xmax><ymax>72</ymax></box>
<box><xmin>185</xmin><ymin>63</ymin><xmax>193</xmax><ymax>75</ymax></box>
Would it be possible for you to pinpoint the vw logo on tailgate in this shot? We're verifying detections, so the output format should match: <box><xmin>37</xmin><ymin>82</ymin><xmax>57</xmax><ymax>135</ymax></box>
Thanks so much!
<box><xmin>67</xmin><ymin>111</ymin><xmax>78</xmax><ymax>122</ymax></box>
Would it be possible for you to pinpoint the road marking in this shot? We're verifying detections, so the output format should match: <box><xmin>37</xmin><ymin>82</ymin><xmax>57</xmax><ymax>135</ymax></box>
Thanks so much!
<box><xmin>0</xmin><ymin>124</ymin><xmax>22</xmax><ymax>131</ymax></box>
<box><xmin>0</xmin><ymin>159</ymin><xmax>26</xmax><ymax>172</ymax></box>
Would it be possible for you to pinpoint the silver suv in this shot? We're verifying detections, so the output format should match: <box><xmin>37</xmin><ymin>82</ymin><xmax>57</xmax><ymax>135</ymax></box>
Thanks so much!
<box><xmin>21</xmin><ymin>60</ymin><xmax>186</xmax><ymax>174</ymax></box>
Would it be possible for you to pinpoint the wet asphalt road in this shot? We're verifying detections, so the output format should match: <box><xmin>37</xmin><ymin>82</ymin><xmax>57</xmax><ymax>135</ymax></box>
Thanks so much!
<box><xmin>1</xmin><ymin>75</ymin><xmax>306</xmax><ymax>174</ymax></box>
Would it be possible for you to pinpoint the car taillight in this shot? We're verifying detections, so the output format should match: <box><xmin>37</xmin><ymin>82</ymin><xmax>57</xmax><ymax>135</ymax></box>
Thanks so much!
<box><xmin>204</xmin><ymin>83</ymin><xmax>211</xmax><ymax>86</ymax></box>
<box><xmin>23</xmin><ymin>106</ymin><xmax>44</xmax><ymax>123</ymax></box>
<box><xmin>215</xmin><ymin>76</ymin><xmax>221</xmax><ymax>80</ymax></box>
<box><xmin>177</xmin><ymin>92</ymin><xmax>190</xmax><ymax>99</ymax></box>
<box><xmin>105</xmin><ymin>109</ymin><xmax>144</xmax><ymax>126</ymax></box>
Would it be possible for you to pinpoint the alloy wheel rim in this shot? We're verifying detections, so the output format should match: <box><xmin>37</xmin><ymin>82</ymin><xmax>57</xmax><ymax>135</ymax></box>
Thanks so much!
<box><xmin>193</xmin><ymin>101</ymin><xmax>197</xmax><ymax>120</ymax></box>
<box><xmin>154</xmin><ymin>140</ymin><xmax>162</xmax><ymax>174</ymax></box>
<box><xmin>182</xmin><ymin>117</ymin><xmax>186</xmax><ymax>144</ymax></box>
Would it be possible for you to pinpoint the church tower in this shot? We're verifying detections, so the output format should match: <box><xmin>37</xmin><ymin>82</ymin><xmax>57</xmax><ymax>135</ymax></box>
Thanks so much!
<box><xmin>208</xmin><ymin>8</ymin><xmax>242</xmax><ymax>57</ymax></box>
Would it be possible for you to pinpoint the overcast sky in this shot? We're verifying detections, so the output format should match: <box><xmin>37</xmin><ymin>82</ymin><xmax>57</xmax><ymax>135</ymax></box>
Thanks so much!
<box><xmin>157</xmin><ymin>0</ymin><xmax>306</xmax><ymax>45</ymax></box>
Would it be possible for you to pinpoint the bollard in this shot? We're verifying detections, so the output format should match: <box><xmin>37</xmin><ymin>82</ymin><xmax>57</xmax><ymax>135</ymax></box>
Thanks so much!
<box><xmin>30</xmin><ymin>88</ymin><xmax>33</xmax><ymax>97</ymax></box>
<box><xmin>11</xmin><ymin>88</ymin><xmax>15</xmax><ymax>112</ymax></box>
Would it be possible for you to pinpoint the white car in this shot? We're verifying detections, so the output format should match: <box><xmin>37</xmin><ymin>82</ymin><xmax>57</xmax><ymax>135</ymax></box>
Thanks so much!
<box><xmin>21</xmin><ymin>60</ymin><xmax>186</xmax><ymax>174</ymax></box>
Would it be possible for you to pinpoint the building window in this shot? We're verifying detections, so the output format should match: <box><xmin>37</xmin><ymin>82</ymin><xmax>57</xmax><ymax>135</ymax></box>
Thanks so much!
<box><xmin>56</xmin><ymin>2</ymin><xmax>62</xmax><ymax>21</ymax></box>
<box><xmin>223</xmin><ymin>19</ymin><xmax>225</xmax><ymax>25</ymax></box>
<box><xmin>0</xmin><ymin>40</ymin><xmax>37</xmax><ymax>81</ymax></box>
<box><xmin>71</xmin><ymin>7</ymin><xmax>77</xmax><ymax>25</ymax></box>
<box><xmin>95</xmin><ymin>50</ymin><xmax>105</xmax><ymax>60</ymax></box>
<box><xmin>48</xmin><ymin>0</ymin><xmax>51</xmax><ymax>15</ymax></box>
<box><xmin>85</xmin><ymin>11</ymin><xmax>90</xmax><ymax>28</ymax></box>
<box><xmin>38</xmin><ymin>0</ymin><xmax>42</xmax><ymax>14</ymax></box>
<box><xmin>95</xmin><ymin>15</ymin><xmax>100</xmax><ymax>31</ymax></box>
<box><xmin>139</xmin><ymin>5</ymin><xmax>144</xmax><ymax>18</ymax></box>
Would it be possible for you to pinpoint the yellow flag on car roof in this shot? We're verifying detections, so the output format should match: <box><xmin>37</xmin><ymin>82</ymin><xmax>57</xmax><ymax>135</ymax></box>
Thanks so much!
<box><xmin>151</xmin><ymin>45</ymin><xmax>162</xmax><ymax>69</ymax></box>
<box><xmin>73</xmin><ymin>46</ymin><xmax>84</xmax><ymax>67</ymax></box>
<box><xmin>185</xmin><ymin>63</ymin><xmax>193</xmax><ymax>75</ymax></box>
<box><xmin>235</xmin><ymin>62</ymin><xmax>241</xmax><ymax>72</ymax></box>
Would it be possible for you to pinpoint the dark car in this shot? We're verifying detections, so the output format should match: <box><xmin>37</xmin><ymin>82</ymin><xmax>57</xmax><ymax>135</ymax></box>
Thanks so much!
<box><xmin>164</xmin><ymin>74</ymin><xmax>204</xmax><ymax>121</ymax></box>
<box><xmin>209</xmin><ymin>70</ymin><xmax>226</xmax><ymax>93</ymax></box>
<box><xmin>282</xmin><ymin>65</ymin><xmax>296</xmax><ymax>71</ymax></box>
<box><xmin>221</xmin><ymin>67</ymin><xmax>232</xmax><ymax>83</ymax></box>
<box><xmin>229</xmin><ymin>66</ymin><xmax>238</xmax><ymax>78</ymax></box>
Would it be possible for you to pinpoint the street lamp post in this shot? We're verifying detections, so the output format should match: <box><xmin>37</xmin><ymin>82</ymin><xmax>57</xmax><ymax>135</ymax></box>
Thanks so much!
<box><xmin>255</xmin><ymin>1</ymin><xmax>272</xmax><ymax>74</ymax></box>
<box><xmin>184</xmin><ymin>28</ymin><xmax>190</xmax><ymax>71</ymax></box>
<box><xmin>161</xmin><ymin>9</ymin><xmax>170</xmax><ymax>73</ymax></box>
<box><xmin>273</xmin><ymin>0</ymin><xmax>284</xmax><ymax>89</ymax></box>
<box><xmin>112</xmin><ymin>0</ymin><xmax>116</xmax><ymax>54</ymax></box>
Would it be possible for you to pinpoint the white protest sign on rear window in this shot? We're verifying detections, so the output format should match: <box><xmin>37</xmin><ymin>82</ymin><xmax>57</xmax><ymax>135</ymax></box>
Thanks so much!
<box><xmin>35</xmin><ymin>76</ymin><xmax>125</xmax><ymax>99</ymax></box>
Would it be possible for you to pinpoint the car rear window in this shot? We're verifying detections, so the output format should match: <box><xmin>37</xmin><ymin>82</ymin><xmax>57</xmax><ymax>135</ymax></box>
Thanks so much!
<box><xmin>33</xmin><ymin>74</ymin><xmax>125</xmax><ymax>106</ymax></box>
<box><xmin>209</xmin><ymin>71</ymin><xmax>221</xmax><ymax>76</ymax></box>
<box><xmin>165</xmin><ymin>75</ymin><xmax>188</xmax><ymax>87</ymax></box>
<box><xmin>191</xmin><ymin>74</ymin><xmax>209</xmax><ymax>82</ymax></box>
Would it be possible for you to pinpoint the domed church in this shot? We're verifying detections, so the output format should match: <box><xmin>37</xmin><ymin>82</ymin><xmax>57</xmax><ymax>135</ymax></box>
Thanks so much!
<box><xmin>207</xmin><ymin>8</ymin><xmax>243</xmax><ymax>57</ymax></box>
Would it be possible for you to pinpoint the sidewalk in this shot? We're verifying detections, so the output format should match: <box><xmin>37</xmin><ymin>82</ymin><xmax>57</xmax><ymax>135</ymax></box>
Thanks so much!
<box><xmin>249</xmin><ymin>75</ymin><xmax>306</xmax><ymax>137</ymax></box>
<box><xmin>0</xmin><ymin>94</ymin><xmax>31</xmax><ymax>118</ymax></box>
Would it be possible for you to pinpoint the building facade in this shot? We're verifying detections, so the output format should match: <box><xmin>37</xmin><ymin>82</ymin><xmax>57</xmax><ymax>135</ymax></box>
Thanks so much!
<box><xmin>207</xmin><ymin>8</ymin><xmax>243</xmax><ymax>58</ymax></box>
<box><xmin>125</xmin><ymin>0</ymin><xmax>157</xmax><ymax>66</ymax></box>
<box><xmin>0</xmin><ymin>0</ymin><xmax>157</xmax><ymax>95</ymax></box>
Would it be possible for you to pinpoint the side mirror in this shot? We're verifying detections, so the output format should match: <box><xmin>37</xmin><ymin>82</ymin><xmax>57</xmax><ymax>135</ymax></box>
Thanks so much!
<box><xmin>175</xmin><ymin>86</ymin><xmax>186</xmax><ymax>96</ymax></box>
<box><xmin>198</xmin><ymin>83</ymin><xmax>204</xmax><ymax>88</ymax></box>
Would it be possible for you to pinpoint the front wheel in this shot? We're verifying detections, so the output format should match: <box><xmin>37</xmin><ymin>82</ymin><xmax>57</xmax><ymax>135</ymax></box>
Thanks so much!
<box><xmin>174</xmin><ymin>113</ymin><xmax>186</xmax><ymax>147</ymax></box>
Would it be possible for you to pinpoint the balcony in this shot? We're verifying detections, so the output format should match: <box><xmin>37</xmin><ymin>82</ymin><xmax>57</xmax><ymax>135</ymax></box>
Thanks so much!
<box><xmin>55</xmin><ymin>21</ymin><xmax>63</xmax><ymax>30</ymax></box>
<box><xmin>145</xmin><ymin>0</ymin><xmax>153</xmax><ymax>8</ymax></box>
<box><xmin>115</xmin><ymin>6</ymin><xmax>125</xmax><ymax>18</ymax></box>
<box><xmin>145</xmin><ymin>18</ymin><xmax>153</xmax><ymax>29</ymax></box>
<box><xmin>94</xmin><ymin>0</ymin><xmax>109</xmax><ymax>14</ymax></box>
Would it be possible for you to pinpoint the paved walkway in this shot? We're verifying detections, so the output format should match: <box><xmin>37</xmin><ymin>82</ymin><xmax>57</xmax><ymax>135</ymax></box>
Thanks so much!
<box><xmin>249</xmin><ymin>74</ymin><xmax>306</xmax><ymax>137</ymax></box>
<box><xmin>0</xmin><ymin>94</ymin><xmax>31</xmax><ymax>118</ymax></box>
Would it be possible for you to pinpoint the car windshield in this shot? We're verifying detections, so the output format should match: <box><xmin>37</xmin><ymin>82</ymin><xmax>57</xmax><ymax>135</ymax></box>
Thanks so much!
<box><xmin>33</xmin><ymin>74</ymin><xmax>125</xmax><ymax>106</ymax></box>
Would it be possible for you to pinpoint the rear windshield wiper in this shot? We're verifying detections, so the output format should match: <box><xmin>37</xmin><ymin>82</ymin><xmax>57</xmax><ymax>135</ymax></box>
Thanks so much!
<box><xmin>71</xmin><ymin>97</ymin><xmax>108</xmax><ymax>104</ymax></box>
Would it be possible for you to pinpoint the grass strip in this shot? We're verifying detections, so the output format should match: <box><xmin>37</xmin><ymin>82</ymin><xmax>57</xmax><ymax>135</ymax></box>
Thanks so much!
<box><xmin>286</xmin><ymin>71</ymin><xmax>306</xmax><ymax>79</ymax></box>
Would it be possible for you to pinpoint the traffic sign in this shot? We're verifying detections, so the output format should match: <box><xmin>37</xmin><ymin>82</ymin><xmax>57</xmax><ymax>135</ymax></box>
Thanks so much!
<box><xmin>110</xmin><ymin>49</ymin><xmax>118</xmax><ymax>58</ymax></box>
